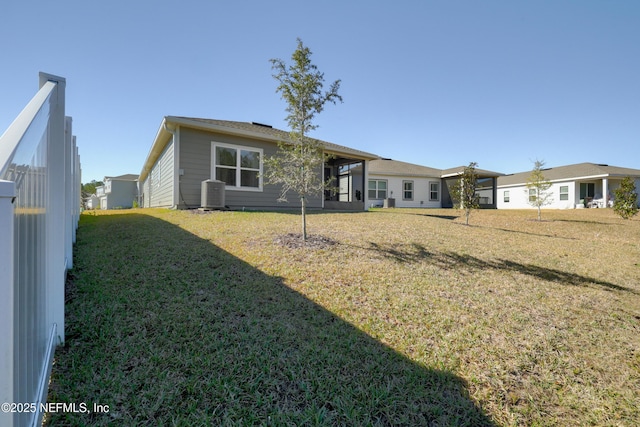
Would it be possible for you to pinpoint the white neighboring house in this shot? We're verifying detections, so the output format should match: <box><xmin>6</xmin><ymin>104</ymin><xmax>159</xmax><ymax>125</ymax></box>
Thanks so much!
<box><xmin>367</xmin><ymin>159</ymin><xmax>444</xmax><ymax>208</ymax></box>
<box><xmin>497</xmin><ymin>162</ymin><xmax>640</xmax><ymax>209</ymax></box>
<box><xmin>366</xmin><ymin>159</ymin><xmax>503</xmax><ymax>209</ymax></box>
<box><xmin>85</xmin><ymin>194</ymin><xmax>100</xmax><ymax>209</ymax></box>
<box><xmin>96</xmin><ymin>174</ymin><xmax>139</xmax><ymax>209</ymax></box>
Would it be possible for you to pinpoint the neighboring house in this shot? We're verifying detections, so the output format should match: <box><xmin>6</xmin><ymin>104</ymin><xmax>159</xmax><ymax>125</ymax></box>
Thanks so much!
<box><xmin>85</xmin><ymin>194</ymin><xmax>99</xmax><ymax>209</ymax></box>
<box><xmin>367</xmin><ymin>159</ymin><xmax>444</xmax><ymax>208</ymax></box>
<box><xmin>96</xmin><ymin>174</ymin><xmax>139</xmax><ymax>209</ymax></box>
<box><xmin>497</xmin><ymin>162</ymin><xmax>640</xmax><ymax>209</ymax></box>
<box><xmin>440</xmin><ymin>166</ymin><xmax>502</xmax><ymax>209</ymax></box>
<box><xmin>366</xmin><ymin>159</ymin><xmax>503</xmax><ymax>209</ymax></box>
<box><xmin>138</xmin><ymin>116</ymin><xmax>379</xmax><ymax>210</ymax></box>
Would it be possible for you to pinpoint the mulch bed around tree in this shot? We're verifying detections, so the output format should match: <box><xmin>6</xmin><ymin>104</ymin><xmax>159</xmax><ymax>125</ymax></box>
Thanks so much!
<box><xmin>274</xmin><ymin>233</ymin><xmax>338</xmax><ymax>249</ymax></box>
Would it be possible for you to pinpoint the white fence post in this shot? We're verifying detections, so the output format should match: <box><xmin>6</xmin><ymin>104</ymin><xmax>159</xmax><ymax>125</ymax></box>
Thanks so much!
<box><xmin>0</xmin><ymin>72</ymin><xmax>77</xmax><ymax>427</ymax></box>
<box><xmin>73</xmin><ymin>139</ymin><xmax>80</xmax><ymax>243</ymax></box>
<box><xmin>65</xmin><ymin>117</ymin><xmax>73</xmax><ymax>269</ymax></box>
<box><xmin>0</xmin><ymin>179</ymin><xmax>16</xmax><ymax>427</ymax></box>
<box><xmin>41</xmin><ymin>72</ymin><xmax>66</xmax><ymax>346</ymax></box>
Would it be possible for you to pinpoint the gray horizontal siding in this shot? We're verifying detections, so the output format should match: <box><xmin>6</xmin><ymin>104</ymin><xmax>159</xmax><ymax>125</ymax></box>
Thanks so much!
<box><xmin>178</xmin><ymin>127</ymin><xmax>322</xmax><ymax>209</ymax></box>
<box><xmin>141</xmin><ymin>178</ymin><xmax>150</xmax><ymax>207</ymax></box>
<box><xmin>149</xmin><ymin>139</ymin><xmax>174</xmax><ymax>207</ymax></box>
<box><xmin>105</xmin><ymin>181</ymin><xmax>137</xmax><ymax>209</ymax></box>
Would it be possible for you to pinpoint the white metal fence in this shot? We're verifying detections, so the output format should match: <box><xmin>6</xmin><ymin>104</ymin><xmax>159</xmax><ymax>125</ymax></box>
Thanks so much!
<box><xmin>0</xmin><ymin>73</ymin><xmax>80</xmax><ymax>427</ymax></box>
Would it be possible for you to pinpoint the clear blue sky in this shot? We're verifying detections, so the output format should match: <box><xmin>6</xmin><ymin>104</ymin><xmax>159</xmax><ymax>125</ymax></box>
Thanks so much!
<box><xmin>2</xmin><ymin>0</ymin><xmax>639</xmax><ymax>183</ymax></box>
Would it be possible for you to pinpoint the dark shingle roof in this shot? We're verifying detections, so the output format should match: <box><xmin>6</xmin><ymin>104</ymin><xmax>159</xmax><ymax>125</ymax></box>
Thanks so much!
<box><xmin>170</xmin><ymin>117</ymin><xmax>379</xmax><ymax>160</ymax></box>
<box><xmin>441</xmin><ymin>166</ymin><xmax>504</xmax><ymax>178</ymax></box>
<box><xmin>498</xmin><ymin>162</ymin><xmax>640</xmax><ymax>186</ymax></box>
<box><xmin>368</xmin><ymin>160</ymin><xmax>504</xmax><ymax>179</ymax></box>
<box><xmin>369</xmin><ymin>159</ymin><xmax>442</xmax><ymax>177</ymax></box>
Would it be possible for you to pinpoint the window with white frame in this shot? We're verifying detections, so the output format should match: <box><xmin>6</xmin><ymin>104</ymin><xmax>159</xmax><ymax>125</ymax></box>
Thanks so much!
<box><xmin>368</xmin><ymin>179</ymin><xmax>387</xmax><ymax>199</ymax></box>
<box><xmin>429</xmin><ymin>181</ymin><xmax>440</xmax><ymax>201</ymax></box>
<box><xmin>528</xmin><ymin>188</ymin><xmax>537</xmax><ymax>202</ymax></box>
<box><xmin>504</xmin><ymin>190</ymin><xmax>510</xmax><ymax>203</ymax></box>
<box><xmin>403</xmin><ymin>181</ymin><xmax>414</xmax><ymax>200</ymax></box>
<box><xmin>559</xmin><ymin>186</ymin><xmax>569</xmax><ymax>201</ymax></box>
<box><xmin>212</xmin><ymin>142</ymin><xmax>262</xmax><ymax>190</ymax></box>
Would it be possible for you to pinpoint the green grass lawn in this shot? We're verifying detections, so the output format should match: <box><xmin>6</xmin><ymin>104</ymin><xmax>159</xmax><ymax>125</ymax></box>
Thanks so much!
<box><xmin>47</xmin><ymin>208</ymin><xmax>640</xmax><ymax>426</ymax></box>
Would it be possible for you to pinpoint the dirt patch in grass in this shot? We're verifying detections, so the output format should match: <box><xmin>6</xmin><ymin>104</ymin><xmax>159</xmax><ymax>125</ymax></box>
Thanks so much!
<box><xmin>273</xmin><ymin>232</ymin><xmax>338</xmax><ymax>249</ymax></box>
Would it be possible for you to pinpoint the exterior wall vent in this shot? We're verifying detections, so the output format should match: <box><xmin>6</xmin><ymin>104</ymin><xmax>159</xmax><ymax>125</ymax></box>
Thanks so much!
<box><xmin>201</xmin><ymin>179</ymin><xmax>226</xmax><ymax>209</ymax></box>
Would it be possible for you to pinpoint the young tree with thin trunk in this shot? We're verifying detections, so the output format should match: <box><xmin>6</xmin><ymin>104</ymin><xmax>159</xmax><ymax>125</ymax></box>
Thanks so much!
<box><xmin>264</xmin><ymin>38</ymin><xmax>342</xmax><ymax>241</ymax></box>
<box><xmin>613</xmin><ymin>176</ymin><xmax>639</xmax><ymax>219</ymax></box>
<box><xmin>526</xmin><ymin>159</ymin><xmax>553</xmax><ymax>221</ymax></box>
<box><xmin>449</xmin><ymin>162</ymin><xmax>479</xmax><ymax>225</ymax></box>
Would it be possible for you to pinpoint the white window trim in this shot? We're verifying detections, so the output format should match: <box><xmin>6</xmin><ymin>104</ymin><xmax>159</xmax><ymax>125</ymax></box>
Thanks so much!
<box><xmin>559</xmin><ymin>185</ymin><xmax>569</xmax><ymax>201</ymax></box>
<box><xmin>211</xmin><ymin>141</ymin><xmax>263</xmax><ymax>192</ymax></box>
<box><xmin>504</xmin><ymin>190</ymin><xmax>510</xmax><ymax>203</ymax></box>
<box><xmin>429</xmin><ymin>181</ymin><xmax>440</xmax><ymax>201</ymax></box>
<box><xmin>368</xmin><ymin>179</ymin><xmax>388</xmax><ymax>199</ymax></box>
<box><xmin>402</xmin><ymin>180</ymin><xmax>414</xmax><ymax>201</ymax></box>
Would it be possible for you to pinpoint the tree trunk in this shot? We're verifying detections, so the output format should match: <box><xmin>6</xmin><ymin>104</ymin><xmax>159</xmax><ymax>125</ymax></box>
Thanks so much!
<box><xmin>537</xmin><ymin>206</ymin><xmax>542</xmax><ymax>221</ymax></box>
<box><xmin>301</xmin><ymin>196</ymin><xmax>307</xmax><ymax>241</ymax></box>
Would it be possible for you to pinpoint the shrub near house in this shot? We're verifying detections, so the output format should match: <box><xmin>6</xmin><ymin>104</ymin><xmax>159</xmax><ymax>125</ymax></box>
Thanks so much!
<box><xmin>613</xmin><ymin>176</ymin><xmax>639</xmax><ymax>219</ymax></box>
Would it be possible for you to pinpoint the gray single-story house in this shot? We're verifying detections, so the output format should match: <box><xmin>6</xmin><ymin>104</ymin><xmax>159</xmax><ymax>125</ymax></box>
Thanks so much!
<box><xmin>138</xmin><ymin>116</ymin><xmax>379</xmax><ymax>210</ymax></box>
<box><xmin>497</xmin><ymin>162</ymin><xmax>640</xmax><ymax>209</ymax></box>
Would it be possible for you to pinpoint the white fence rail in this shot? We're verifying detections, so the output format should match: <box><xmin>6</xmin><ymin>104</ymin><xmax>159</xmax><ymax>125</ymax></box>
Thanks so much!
<box><xmin>0</xmin><ymin>73</ymin><xmax>80</xmax><ymax>427</ymax></box>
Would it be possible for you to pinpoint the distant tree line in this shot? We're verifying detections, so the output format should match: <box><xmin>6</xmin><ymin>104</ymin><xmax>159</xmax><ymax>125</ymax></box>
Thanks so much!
<box><xmin>81</xmin><ymin>180</ymin><xmax>103</xmax><ymax>199</ymax></box>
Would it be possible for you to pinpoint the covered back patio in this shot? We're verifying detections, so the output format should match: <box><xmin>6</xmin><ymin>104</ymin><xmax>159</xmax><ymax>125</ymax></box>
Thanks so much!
<box><xmin>323</xmin><ymin>156</ymin><xmax>367</xmax><ymax>211</ymax></box>
<box><xmin>322</xmin><ymin>147</ymin><xmax>379</xmax><ymax>211</ymax></box>
<box><xmin>574</xmin><ymin>176</ymin><xmax>638</xmax><ymax>208</ymax></box>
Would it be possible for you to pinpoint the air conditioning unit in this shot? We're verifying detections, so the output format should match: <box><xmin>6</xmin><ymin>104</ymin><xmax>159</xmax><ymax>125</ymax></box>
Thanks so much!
<box><xmin>201</xmin><ymin>179</ymin><xmax>226</xmax><ymax>209</ymax></box>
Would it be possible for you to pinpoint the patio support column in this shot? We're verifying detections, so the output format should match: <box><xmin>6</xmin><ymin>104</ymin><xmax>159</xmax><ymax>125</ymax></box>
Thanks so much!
<box><xmin>363</xmin><ymin>160</ymin><xmax>368</xmax><ymax>210</ymax></box>
<box><xmin>602</xmin><ymin>178</ymin><xmax>609</xmax><ymax>207</ymax></box>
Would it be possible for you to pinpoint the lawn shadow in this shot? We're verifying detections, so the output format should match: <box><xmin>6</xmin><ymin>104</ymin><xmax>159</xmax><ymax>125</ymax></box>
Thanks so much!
<box><xmin>421</xmin><ymin>213</ymin><xmax>460</xmax><ymax>221</ymax></box>
<box><xmin>48</xmin><ymin>213</ymin><xmax>496</xmax><ymax>426</ymax></box>
<box><xmin>553</xmin><ymin>218</ymin><xmax>621</xmax><ymax>226</ymax></box>
<box><xmin>373</xmin><ymin>208</ymin><xmax>460</xmax><ymax>221</ymax></box>
<box><xmin>437</xmin><ymin>252</ymin><xmax>636</xmax><ymax>294</ymax></box>
<box><xmin>495</xmin><ymin>259</ymin><xmax>636</xmax><ymax>293</ymax></box>
<box><xmin>478</xmin><ymin>225</ymin><xmax>578</xmax><ymax>240</ymax></box>
<box><xmin>367</xmin><ymin>242</ymin><xmax>435</xmax><ymax>264</ymax></box>
<box><xmin>363</xmin><ymin>242</ymin><xmax>637</xmax><ymax>295</ymax></box>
